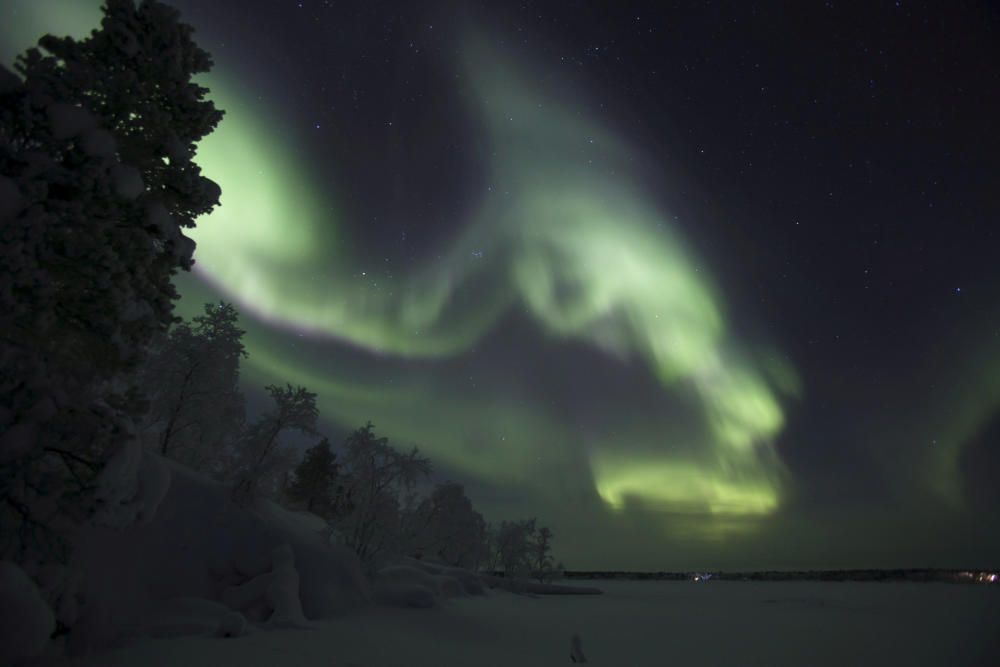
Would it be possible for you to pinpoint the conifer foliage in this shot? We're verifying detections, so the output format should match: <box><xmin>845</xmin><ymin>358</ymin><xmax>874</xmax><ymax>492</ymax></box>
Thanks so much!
<box><xmin>0</xmin><ymin>0</ymin><xmax>221</xmax><ymax>567</ymax></box>
<box><xmin>286</xmin><ymin>437</ymin><xmax>344</xmax><ymax>517</ymax></box>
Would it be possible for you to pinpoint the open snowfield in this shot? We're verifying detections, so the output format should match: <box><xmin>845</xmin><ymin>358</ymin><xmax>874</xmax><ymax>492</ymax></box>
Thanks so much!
<box><xmin>48</xmin><ymin>579</ymin><xmax>1000</xmax><ymax>666</ymax></box>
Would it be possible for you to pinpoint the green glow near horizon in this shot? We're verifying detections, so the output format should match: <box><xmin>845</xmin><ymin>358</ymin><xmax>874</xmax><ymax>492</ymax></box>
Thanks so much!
<box><xmin>1</xmin><ymin>7</ymin><xmax>799</xmax><ymax>531</ymax></box>
<box><xmin>592</xmin><ymin>455</ymin><xmax>780</xmax><ymax>516</ymax></box>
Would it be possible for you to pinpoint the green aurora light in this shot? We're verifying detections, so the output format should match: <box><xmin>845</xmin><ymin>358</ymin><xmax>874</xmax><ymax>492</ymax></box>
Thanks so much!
<box><xmin>2</xmin><ymin>4</ymin><xmax>830</xmax><ymax>537</ymax></box>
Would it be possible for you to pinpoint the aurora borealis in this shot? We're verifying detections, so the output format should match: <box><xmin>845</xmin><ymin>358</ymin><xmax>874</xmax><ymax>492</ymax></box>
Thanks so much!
<box><xmin>4</xmin><ymin>1</ymin><xmax>998</xmax><ymax>569</ymax></box>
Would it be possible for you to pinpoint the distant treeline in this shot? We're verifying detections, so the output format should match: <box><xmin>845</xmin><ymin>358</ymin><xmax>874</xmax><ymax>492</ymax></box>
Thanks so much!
<box><xmin>561</xmin><ymin>569</ymin><xmax>997</xmax><ymax>583</ymax></box>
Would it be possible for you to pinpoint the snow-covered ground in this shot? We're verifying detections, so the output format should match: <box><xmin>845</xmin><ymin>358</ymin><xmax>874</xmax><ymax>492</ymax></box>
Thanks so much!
<box><xmin>13</xmin><ymin>457</ymin><xmax>993</xmax><ymax>665</ymax></box>
<box><xmin>46</xmin><ymin>579</ymin><xmax>999</xmax><ymax>666</ymax></box>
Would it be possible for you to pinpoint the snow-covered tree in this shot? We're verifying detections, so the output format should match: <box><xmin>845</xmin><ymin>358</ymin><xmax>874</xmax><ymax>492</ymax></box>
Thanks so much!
<box><xmin>330</xmin><ymin>422</ymin><xmax>430</xmax><ymax>570</ymax></box>
<box><xmin>230</xmin><ymin>384</ymin><xmax>318</xmax><ymax>504</ymax></box>
<box><xmin>530</xmin><ymin>525</ymin><xmax>557</xmax><ymax>582</ymax></box>
<box><xmin>490</xmin><ymin>519</ymin><xmax>536</xmax><ymax>577</ymax></box>
<box><xmin>404</xmin><ymin>482</ymin><xmax>486</xmax><ymax>570</ymax></box>
<box><xmin>483</xmin><ymin>519</ymin><xmax>561</xmax><ymax>580</ymax></box>
<box><xmin>141</xmin><ymin>301</ymin><xmax>246</xmax><ymax>467</ymax></box>
<box><xmin>0</xmin><ymin>0</ymin><xmax>221</xmax><ymax>606</ymax></box>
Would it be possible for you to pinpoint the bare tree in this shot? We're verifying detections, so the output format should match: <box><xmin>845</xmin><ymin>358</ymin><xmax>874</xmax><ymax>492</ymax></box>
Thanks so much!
<box><xmin>141</xmin><ymin>302</ymin><xmax>246</xmax><ymax>465</ymax></box>
<box><xmin>492</xmin><ymin>519</ymin><xmax>536</xmax><ymax>577</ymax></box>
<box><xmin>484</xmin><ymin>519</ymin><xmax>561</xmax><ymax>581</ymax></box>
<box><xmin>231</xmin><ymin>384</ymin><xmax>317</xmax><ymax>503</ymax></box>
<box><xmin>531</xmin><ymin>526</ymin><xmax>557</xmax><ymax>582</ymax></box>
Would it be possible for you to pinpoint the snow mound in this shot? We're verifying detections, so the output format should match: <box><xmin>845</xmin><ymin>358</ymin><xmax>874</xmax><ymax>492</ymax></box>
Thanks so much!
<box><xmin>376</xmin><ymin>565</ymin><xmax>440</xmax><ymax>593</ymax></box>
<box><xmin>220</xmin><ymin>544</ymin><xmax>309</xmax><ymax>628</ymax></box>
<box><xmin>373</xmin><ymin>582</ymin><xmax>437</xmax><ymax>609</ymax></box>
<box><xmin>370</xmin><ymin>561</ymin><xmax>490</xmax><ymax>607</ymax></box>
<box><xmin>0</xmin><ymin>561</ymin><xmax>56</xmax><ymax>665</ymax></box>
<box><xmin>143</xmin><ymin>597</ymin><xmax>249</xmax><ymax>639</ymax></box>
<box><xmin>434</xmin><ymin>575</ymin><xmax>466</xmax><ymax>598</ymax></box>
<box><xmin>373</xmin><ymin>566</ymin><xmax>442</xmax><ymax>608</ymax></box>
<box><xmin>217</xmin><ymin>610</ymin><xmax>248</xmax><ymax>638</ymax></box>
<box><xmin>68</xmin><ymin>457</ymin><xmax>369</xmax><ymax>653</ymax></box>
<box><xmin>266</xmin><ymin>545</ymin><xmax>308</xmax><ymax>627</ymax></box>
<box><xmin>94</xmin><ymin>440</ymin><xmax>171</xmax><ymax>528</ymax></box>
<box><xmin>401</xmin><ymin>557</ymin><xmax>487</xmax><ymax>596</ymax></box>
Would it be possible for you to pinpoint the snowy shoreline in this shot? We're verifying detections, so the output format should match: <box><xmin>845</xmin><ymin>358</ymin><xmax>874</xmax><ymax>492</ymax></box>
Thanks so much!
<box><xmin>44</xmin><ymin>579</ymin><xmax>1000</xmax><ymax>666</ymax></box>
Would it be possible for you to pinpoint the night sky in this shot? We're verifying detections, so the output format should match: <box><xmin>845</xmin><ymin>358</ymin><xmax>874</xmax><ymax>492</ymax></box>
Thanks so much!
<box><xmin>4</xmin><ymin>1</ymin><xmax>998</xmax><ymax>570</ymax></box>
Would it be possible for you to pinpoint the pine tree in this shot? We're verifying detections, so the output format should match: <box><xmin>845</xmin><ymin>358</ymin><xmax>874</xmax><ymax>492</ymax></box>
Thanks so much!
<box><xmin>0</xmin><ymin>0</ymin><xmax>221</xmax><ymax>628</ymax></box>
<box><xmin>286</xmin><ymin>438</ymin><xmax>341</xmax><ymax>516</ymax></box>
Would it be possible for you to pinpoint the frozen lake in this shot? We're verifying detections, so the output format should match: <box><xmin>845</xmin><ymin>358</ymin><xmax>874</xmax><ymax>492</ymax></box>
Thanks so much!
<box><xmin>54</xmin><ymin>580</ymin><xmax>1000</xmax><ymax>666</ymax></box>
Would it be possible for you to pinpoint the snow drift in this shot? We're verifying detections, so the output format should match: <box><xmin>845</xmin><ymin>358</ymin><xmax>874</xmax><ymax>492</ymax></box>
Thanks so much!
<box><xmin>65</xmin><ymin>456</ymin><xmax>370</xmax><ymax>653</ymax></box>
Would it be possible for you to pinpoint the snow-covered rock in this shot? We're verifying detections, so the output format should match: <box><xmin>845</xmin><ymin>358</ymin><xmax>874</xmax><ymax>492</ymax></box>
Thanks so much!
<box><xmin>94</xmin><ymin>438</ymin><xmax>169</xmax><ymax>528</ymax></box>
<box><xmin>265</xmin><ymin>544</ymin><xmax>308</xmax><ymax>628</ymax></box>
<box><xmin>68</xmin><ymin>458</ymin><xmax>369</xmax><ymax>652</ymax></box>
<box><xmin>221</xmin><ymin>568</ymin><xmax>273</xmax><ymax>622</ymax></box>
<box><xmin>94</xmin><ymin>441</ymin><xmax>143</xmax><ymax>504</ymax></box>
<box><xmin>0</xmin><ymin>561</ymin><xmax>56</xmax><ymax>664</ymax></box>
<box><xmin>220</xmin><ymin>544</ymin><xmax>308</xmax><ymax>628</ymax></box>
